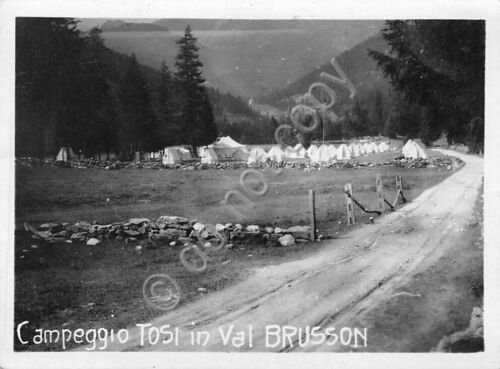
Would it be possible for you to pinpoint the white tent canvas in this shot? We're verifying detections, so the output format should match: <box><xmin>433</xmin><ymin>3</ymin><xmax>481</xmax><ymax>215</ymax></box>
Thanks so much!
<box><xmin>357</xmin><ymin>143</ymin><xmax>366</xmax><ymax>155</ymax></box>
<box><xmin>349</xmin><ymin>143</ymin><xmax>360</xmax><ymax>157</ymax></box>
<box><xmin>162</xmin><ymin>148</ymin><xmax>182</xmax><ymax>165</ymax></box>
<box><xmin>306</xmin><ymin>145</ymin><xmax>320</xmax><ymax>162</ymax></box>
<box><xmin>210</xmin><ymin>136</ymin><xmax>246</xmax><ymax>159</ymax></box>
<box><xmin>363</xmin><ymin>142</ymin><xmax>372</xmax><ymax>154</ymax></box>
<box><xmin>284</xmin><ymin>144</ymin><xmax>306</xmax><ymax>159</ymax></box>
<box><xmin>177</xmin><ymin>147</ymin><xmax>192</xmax><ymax>160</ymax></box>
<box><xmin>293</xmin><ymin>143</ymin><xmax>307</xmax><ymax>158</ymax></box>
<box><xmin>402</xmin><ymin>139</ymin><xmax>428</xmax><ymax>159</ymax></box>
<box><xmin>233</xmin><ymin>147</ymin><xmax>250</xmax><ymax>161</ymax></box>
<box><xmin>56</xmin><ymin>147</ymin><xmax>76</xmax><ymax>161</ymax></box>
<box><xmin>370</xmin><ymin>142</ymin><xmax>379</xmax><ymax>153</ymax></box>
<box><xmin>317</xmin><ymin>144</ymin><xmax>331</xmax><ymax>163</ymax></box>
<box><xmin>201</xmin><ymin>147</ymin><xmax>219</xmax><ymax>164</ymax></box>
<box><xmin>336</xmin><ymin>144</ymin><xmax>351</xmax><ymax>160</ymax></box>
<box><xmin>267</xmin><ymin>146</ymin><xmax>286</xmax><ymax>161</ymax></box>
<box><xmin>327</xmin><ymin>144</ymin><xmax>337</xmax><ymax>158</ymax></box>
<box><xmin>378</xmin><ymin>142</ymin><xmax>389</xmax><ymax>153</ymax></box>
<box><xmin>247</xmin><ymin>147</ymin><xmax>268</xmax><ymax>164</ymax></box>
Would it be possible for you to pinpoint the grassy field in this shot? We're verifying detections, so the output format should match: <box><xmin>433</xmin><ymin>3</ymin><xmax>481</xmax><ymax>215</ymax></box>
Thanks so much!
<box><xmin>14</xmin><ymin>152</ymin><xmax>456</xmax><ymax>351</ymax></box>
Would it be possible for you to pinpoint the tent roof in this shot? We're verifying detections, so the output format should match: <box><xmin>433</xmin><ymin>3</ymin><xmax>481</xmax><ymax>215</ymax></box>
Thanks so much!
<box><xmin>210</xmin><ymin>136</ymin><xmax>245</xmax><ymax>149</ymax></box>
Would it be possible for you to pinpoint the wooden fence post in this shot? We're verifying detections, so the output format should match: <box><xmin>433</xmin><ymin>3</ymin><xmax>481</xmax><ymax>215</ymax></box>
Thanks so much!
<box><xmin>309</xmin><ymin>189</ymin><xmax>316</xmax><ymax>241</ymax></box>
<box><xmin>344</xmin><ymin>183</ymin><xmax>355</xmax><ymax>225</ymax></box>
<box><xmin>376</xmin><ymin>174</ymin><xmax>385</xmax><ymax>212</ymax></box>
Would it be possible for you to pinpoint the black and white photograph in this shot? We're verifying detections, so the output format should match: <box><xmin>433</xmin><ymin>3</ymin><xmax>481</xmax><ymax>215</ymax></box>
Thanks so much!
<box><xmin>1</xmin><ymin>0</ymin><xmax>499</xmax><ymax>368</ymax></box>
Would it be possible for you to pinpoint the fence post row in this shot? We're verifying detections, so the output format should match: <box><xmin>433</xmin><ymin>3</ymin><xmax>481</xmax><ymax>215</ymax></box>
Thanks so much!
<box><xmin>345</xmin><ymin>175</ymin><xmax>408</xmax><ymax>226</ymax></box>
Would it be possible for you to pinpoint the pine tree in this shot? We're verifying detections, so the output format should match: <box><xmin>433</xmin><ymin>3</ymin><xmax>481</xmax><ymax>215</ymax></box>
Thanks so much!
<box><xmin>369</xmin><ymin>20</ymin><xmax>484</xmax><ymax>150</ymax></box>
<box><xmin>117</xmin><ymin>54</ymin><xmax>153</xmax><ymax>158</ymax></box>
<box><xmin>153</xmin><ymin>62</ymin><xmax>178</xmax><ymax>147</ymax></box>
<box><xmin>174</xmin><ymin>25</ymin><xmax>217</xmax><ymax>154</ymax></box>
<box><xmin>16</xmin><ymin>18</ymin><xmax>85</xmax><ymax>156</ymax></box>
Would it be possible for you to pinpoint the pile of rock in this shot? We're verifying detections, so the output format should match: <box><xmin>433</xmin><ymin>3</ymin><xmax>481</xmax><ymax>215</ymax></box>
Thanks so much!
<box><xmin>16</xmin><ymin>155</ymin><xmax>463</xmax><ymax>171</ymax></box>
<box><xmin>387</xmin><ymin>155</ymin><xmax>464</xmax><ymax>169</ymax></box>
<box><xmin>23</xmin><ymin>217</ymin><xmax>314</xmax><ymax>248</ymax></box>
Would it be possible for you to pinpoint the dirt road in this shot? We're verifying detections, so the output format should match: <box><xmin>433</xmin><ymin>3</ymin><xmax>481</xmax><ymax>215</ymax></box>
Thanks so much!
<box><xmin>85</xmin><ymin>150</ymin><xmax>483</xmax><ymax>352</ymax></box>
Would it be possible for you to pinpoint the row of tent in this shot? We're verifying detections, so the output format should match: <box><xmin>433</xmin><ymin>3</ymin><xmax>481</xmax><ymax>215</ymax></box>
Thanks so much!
<box><xmin>243</xmin><ymin>141</ymin><xmax>392</xmax><ymax>164</ymax></box>
<box><xmin>55</xmin><ymin>136</ymin><xmax>426</xmax><ymax>165</ymax></box>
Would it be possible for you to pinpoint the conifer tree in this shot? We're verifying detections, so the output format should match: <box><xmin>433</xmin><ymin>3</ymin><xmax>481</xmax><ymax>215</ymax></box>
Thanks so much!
<box><xmin>174</xmin><ymin>25</ymin><xmax>217</xmax><ymax>154</ymax></box>
<box><xmin>117</xmin><ymin>54</ymin><xmax>153</xmax><ymax>158</ymax></box>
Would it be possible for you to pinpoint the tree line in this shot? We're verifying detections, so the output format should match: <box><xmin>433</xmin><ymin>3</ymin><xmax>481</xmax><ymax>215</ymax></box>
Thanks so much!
<box><xmin>16</xmin><ymin>18</ymin><xmax>275</xmax><ymax>159</ymax></box>
<box><xmin>369</xmin><ymin>20</ymin><xmax>484</xmax><ymax>151</ymax></box>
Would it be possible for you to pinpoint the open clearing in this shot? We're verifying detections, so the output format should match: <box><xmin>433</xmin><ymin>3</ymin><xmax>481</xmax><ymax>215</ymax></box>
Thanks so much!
<box><xmin>14</xmin><ymin>150</ymin><xmax>470</xmax><ymax>351</ymax></box>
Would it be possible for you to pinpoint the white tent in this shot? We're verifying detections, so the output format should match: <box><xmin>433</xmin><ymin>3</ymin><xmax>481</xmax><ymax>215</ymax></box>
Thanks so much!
<box><xmin>209</xmin><ymin>136</ymin><xmax>246</xmax><ymax>159</ymax></box>
<box><xmin>247</xmin><ymin>147</ymin><xmax>268</xmax><ymax>164</ymax></box>
<box><xmin>317</xmin><ymin>144</ymin><xmax>331</xmax><ymax>163</ymax></box>
<box><xmin>177</xmin><ymin>147</ymin><xmax>192</xmax><ymax>160</ymax></box>
<box><xmin>363</xmin><ymin>142</ymin><xmax>372</xmax><ymax>154</ymax></box>
<box><xmin>402</xmin><ymin>139</ymin><xmax>428</xmax><ymax>159</ymax></box>
<box><xmin>357</xmin><ymin>143</ymin><xmax>366</xmax><ymax>156</ymax></box>
<box><xmin>150</xmin><ymin>151</ymin><xmax>162</xmax><ymax>159</ymax></box>
<box><xmin>327</xmin><ymin>144</ymin><xmax>337</xmax><ymax>158</ymax></box>
<box><xmin>267</xmin><ymin>146</ymin><xmax>286</xmax><ymax>162</ymax></box>
<box><xmin>201</xmin><ymin>147</ymin><xmax>219</xmax><ymax>164</ymax></box>
<box><xmin>349</xmin><ymin>143</ymin><xmax>360</xmax><ymax>157</ymax></box>
<box><xmin>284</xmin><ymin>144</ymin><xmax>306</xmax><ymax>159</ymax></box>
<box><xmin>306</xmin><ymin>145</ymin><xmax>320</xmax><ymax>162</ymax></box>
<box><xmin>336</xmin><ymin>144</ymin><xmax>351</xmax><ymax>160</ymax></box>
<box><xmin>293</xmin><ymin>143</ymin><xmax>307</xmax><ymax>158</ymax></box>
<box><xmin>162</xmin><ymin>148</ymin><xmax>182</xmax><ymax>165</ymax></box>
<box><xmin>56</xmin><ymin>147</ymin><xmax>76</xmax><ymax>161</ymax></box>
<box><xmin>378</xmin><ymin>142</ymin><xmax>389</xmax><ymax>153</ymax></box>
<box><xmin>370</xmin><ymin>142</ymin><xmax>379</xmax><ymax>153</ymax></box>
<box><xmin>233</xmin><ymin>147</ymin><xmax>251</xmax><ymax>161</ymax></box>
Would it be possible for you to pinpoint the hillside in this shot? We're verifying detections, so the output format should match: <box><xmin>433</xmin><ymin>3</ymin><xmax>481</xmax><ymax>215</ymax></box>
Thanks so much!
<box><xmin>87</xmin><ymin>19</ymin><xmax>383</xmax><ymax>98</ymax></box>
<box><xmin>257</xmin><ymin>33</ymin><xmax>392</xmax><ymax>108</ymax></box>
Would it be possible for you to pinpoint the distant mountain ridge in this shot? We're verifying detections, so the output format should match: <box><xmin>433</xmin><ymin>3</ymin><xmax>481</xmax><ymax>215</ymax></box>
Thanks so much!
<box><xmin>101</xmin><ymin>20</ymin><xmax>168</xmax><ymax>32</ymax></box>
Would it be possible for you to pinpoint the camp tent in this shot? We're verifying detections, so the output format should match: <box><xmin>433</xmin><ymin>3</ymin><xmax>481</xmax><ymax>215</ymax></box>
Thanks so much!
<box><xmin>56</xmin><ymin>147</ymin><xmax>76</xmax><ymax>161</ymax></box>
<box><xmin>370</xmin><ymin>142</ymin><xmax>379</xmax><ymax>153</ymax></box>
<box><xmin>247</xmin><ymin>147</ymin><xmax>268</xmax><ymax>164</ymax></box>
<box><xmin>201</xmin><ymin>147</ymin><xmax>219</xmax><ymax>164</ymax></box>
<box><xmin>327</xmin><ymin>144</ymin><xmax>337</xmax><ymax>158</ymax></box>
<box><xmin>349</xmin><ymin>143</ymin><xmax>360</xmax><ymax>157</ymax></box>
<box><xmin>177</xmin><ymin>147</ymin><xmax>192</xmax><ymax>160</ymax></box>
<box><xmin>162</xmin><ymin>148</ymin><xmax>182</xmax><ymax>165</ymax></box>
<box><xmin>336</xmin><ymin>144</ymin><xmax>351</xmax><ymax>160</ymax></box>
<box><xmin>363</xmin><ymin>142</ymin><xmax>372</xmax><ymax>154</ymax></box>
<box><xmin>317</xmin><ymin>144</ymin><xmax>331</xmax><ymax>163</ymax></box>
<box><xmin>306</xmin><ymin>145</ymin><xmax>320</xmax><ymax>162</ymax></box>
<box><xmin>284</xmin><ymin>144</ymin><xmax>306</xmax><ymax>159</ymax></box>
<box><xmin>378</xmin><ymin>142</ymin><xmax>389</xmax><ymax>153</ymax></box>
<box><xmin>402</xmin><ymin>139</ymin><xmax>428</xmax><ymax>159</ymax></box>
<box><xmin>267</xmin><ymin>146</ymin><xmax>286</xmax><ymax>162</ymax></box>
<box><xmin>209</xmin><ymin>136</ymin><xmax>246</xmax><ymax>159</ymax></box>
<box><xmin>293</xmin><ymin>143</ymin><xmax>307</xmax><ymax>158</ymax></box>
<box><xmin>233</xmin><ymin>147</ymin><xmax>251</xmax><ymax>161</ymax></box>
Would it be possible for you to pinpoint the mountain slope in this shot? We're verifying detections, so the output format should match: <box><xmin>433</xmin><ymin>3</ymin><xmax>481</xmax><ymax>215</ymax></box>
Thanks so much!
<box><xmin>90</xmin><ymin>19</ymin><xmax>383</xmax><ymax>98</ymax></box>
<box><xmin>258</xmin><ymin>33</ymin><xmax>392</xmax><ymax>108</ymax></box>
